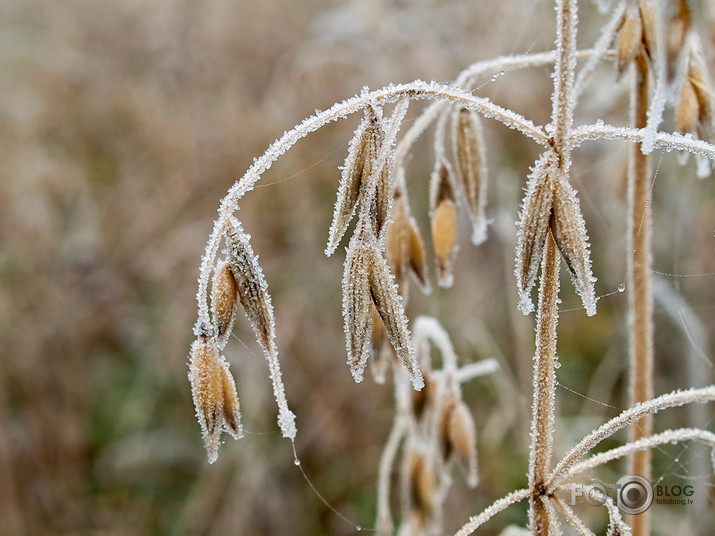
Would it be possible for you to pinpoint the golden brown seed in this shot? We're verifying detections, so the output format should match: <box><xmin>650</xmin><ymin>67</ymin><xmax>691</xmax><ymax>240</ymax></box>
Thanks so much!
<box><xmin>408</xmin><ymin>452</ymin><xmax>436</xmax><ymax>517</ymax></box>
<box><xmin>638</xmin><ymin>1</ymin><xmax>658</xmax><ymax>60</ymax></box>
<box><xmin>447</xmin><ymin>400</ymin><xmax>478</xmax><ymax>486</ymax></box>
<box><xmin>617</xmin><ymin>13</ymin><xmax>643</xmax><ymax>75</ymax></box>
<box><xmin>439</xmin><ymin>395</ymin><xmax>459</xmax><ymax>460</ymax></box>
<box><xmin>189</xmin><ymin>336</ymin><xmax>223</xmax><ymax>437</ymax></box>
<box><xmin>676</xmin><ymin>79</ymin><xmax>699</xmax><ymax>134</ymax></box>
<box><xmin>407</xmin><ymin>215</ymin><xmax>430</xmax><ymax>293</ymax></box>
<box><xmin>432</xmin><ymin>200</ymin><xmax>457</xmax><ymax>265</ymax></box>
<box><xmin>211</xmin><ymin>261</ymin><xmax>238</xmax><ymax>347</ymax></box>
<box><xmin>220</xmin><ymin>362</ymin><xmax>242</xmax><ymax>438</ymax></box>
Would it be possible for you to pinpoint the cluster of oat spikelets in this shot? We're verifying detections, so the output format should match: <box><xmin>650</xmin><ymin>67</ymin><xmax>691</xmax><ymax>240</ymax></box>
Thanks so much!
<box><xmin>188</xmin><ymin>0</ymin><xmax>715</xmax><ymax>533</ymax></box>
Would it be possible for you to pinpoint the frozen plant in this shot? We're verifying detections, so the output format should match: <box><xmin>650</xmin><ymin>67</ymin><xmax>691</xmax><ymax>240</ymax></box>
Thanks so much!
<box><xmin>188</xmin><ymin>1</ymin><xmax>715</xmax><ymax>534</ymax></box>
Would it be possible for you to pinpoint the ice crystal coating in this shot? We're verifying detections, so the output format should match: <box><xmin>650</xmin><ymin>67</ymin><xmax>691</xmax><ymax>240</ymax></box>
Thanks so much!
<box><xmin>342</xmin><ymin>232</ymin><xmax>423</xmax><ymax>389</ymax></box>
<box><xmin>453</xmin><ymin>107</ymin><xmax>488</xmax><ymax>245</ymax></box>
<box><xmin>515</xmin><ymin>153</ymin><xmax>596</xmax><ymax>316</ymax></box>
<box><xmin>189</xmin><ymin>336</ymin><xmax>243</xmax><ymax>463</ymax></box>
<box><xmin>550</xmin><ymin>175</ymin><xmax>597</xmax><ymax>316</ymax></box>
<box><xmin>515</xmin><ymin>154</ymin><xmax>555</xmax><ymax>315</ymax></box>
<box><xmin>224</xmin><ymin>218</ymin><xmax>296</xmax><ymax>439</ymax></box>
<box><xmin>326</xmin><ymin>107</ymin><xmax>382</xmax><ymax>257</ymax></box>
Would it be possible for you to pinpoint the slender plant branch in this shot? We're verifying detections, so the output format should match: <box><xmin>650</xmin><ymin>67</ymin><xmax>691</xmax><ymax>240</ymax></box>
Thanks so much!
<box><xmin>559</xmin><ymin>427</ymin><xmax>715</xmax><ymax>482</ymax></box>
<box><xmin>627</xmin><ymin>51</ymin><xmax>653</xmax><ymax>536</ymax></box>
<box><xmin>546</xmin><ymin>385</ymin><xmax>715</xmax><ymax>492</ymax></box>
<box><xmin>528</xmin><ymin>230</ymin><xmax>561</xmax><ymax>536</ymax></box>
<box><xmin>454</xmin><ymin>488</ymin><xmax>531</xmax><ymax>536</ymax></box>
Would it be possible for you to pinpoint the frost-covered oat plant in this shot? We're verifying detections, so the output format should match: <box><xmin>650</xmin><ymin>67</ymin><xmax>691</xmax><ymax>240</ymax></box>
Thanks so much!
<box><xmin>188</xmin><ymin>0</ymin><xmax>714</xmax><ymax>534</ymax></box>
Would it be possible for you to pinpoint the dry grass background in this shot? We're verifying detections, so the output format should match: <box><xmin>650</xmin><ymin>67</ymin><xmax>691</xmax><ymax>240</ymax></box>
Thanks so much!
<box><xmin>1</xmin><ymin>0</ymin><xmax>713</xmax><ymax>534</ymax></box>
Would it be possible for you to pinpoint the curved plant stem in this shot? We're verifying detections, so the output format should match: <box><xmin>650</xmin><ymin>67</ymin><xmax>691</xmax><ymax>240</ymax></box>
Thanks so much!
<box><xmin>628</xmin><ymin>52</ymin><xmax>653</xmax><ymax>536</ymax></box>
<box><xmin>528</xmin><ymin>231</ymin><xmax>561</xmax><ymax>535</ymax></box>
<box><xmin>455</xmin><ymin>488</ymin><xmax>531</xmax><ymax>536</ymax></box>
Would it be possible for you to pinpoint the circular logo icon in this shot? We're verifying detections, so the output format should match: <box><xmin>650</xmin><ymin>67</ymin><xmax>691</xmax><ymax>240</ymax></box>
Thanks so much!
<box><xmin>616</xmin><ymin>474</ymin><xmax>653</xmax><ymax>515</ymax></box>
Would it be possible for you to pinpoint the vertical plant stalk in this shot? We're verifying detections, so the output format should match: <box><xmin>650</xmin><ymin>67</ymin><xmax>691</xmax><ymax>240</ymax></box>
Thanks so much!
<box><xmin>627</xmin><ymin>52</ymin><xmax>653</xmax><ymax>536</ymax></box>
<box><xmin>529</xmin><ymin>230</ymin><xmax>561</xmax><ymax>536</ymax></box>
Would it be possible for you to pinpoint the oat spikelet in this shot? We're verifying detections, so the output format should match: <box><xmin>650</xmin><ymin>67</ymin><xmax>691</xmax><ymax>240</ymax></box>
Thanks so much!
<box><xmin>408</xmin><ymin>451</ymin><xmax>437</xmax><ymax>520</ymax></box>
<box><xmin>639</xmin><ymin>1</ymin><xmax>658</xmax><ymax>61</ymax></box>
<box><xmin>515</xmin><ymin>154</ymin><xmax>555</xmax><ymax>315</ymax></box>
<box><xmin>430</xmin><ymin>159</ymin><xmax>459</xmax><ymax>288</ymax></box>
<box><xmin>226</xmin><ymin>219</ymin><xmax>275</xmax><ymax>354</ymax></box>
<box><xmin>550</xmin><ymin>175</ymin><xmax>597</xmax><ymax>316</ymax></box>
<box><xmin>211</xmin><ymin>261</ymin><xmax>238</xmax><ymax>348</ymax></box>
<box><xmin>326</xmin><ymin>106</ymin><xmax>381</xmax><ymax>257</ymax></box>
<box><xmin>385</xmin><ymin>184</ymin><xmax>430</xmax><ymax>295</ymax></box>
<box><xmin>687</xmin><ymin>45</ymin><xmax>715</xmax><ymax>140</ymax></box>
<box><xmin>368</xmin><ymin>242</ymin><xmax>424</xmax><ymax>390</ymax></box>
<box><xmin>447</xmin><ymin>400</ymin><xmax>479</xmax><ymax>487</ymax></box>
<box><xmin>617</xmin><ymin>11</ymin><xmax>643</xmax><ymax>76</ymax></box>
<box><xmin>454</xmin><ymin>107</ymin><xmax>488</xmax><ymax>245</ymax></box>
<box><xmin>225</xmin><ymin>217</ymin><xmax>296</xmax><ymax>439</ymax></box>
<box><xmin>676</xmin><ymin>78</ymin><xmax>699</xmax><ymax>135</ymax></box>
<box><xmin>189</xmin><ymin>336</ymin><xmax>243</xmax><ymax>463</ymax></box>
<box><xmin>343</xmin><ymin>228</ymin><xmax>423</xmax><ymax>389</ymax></box>
<box><xmin>342</xmin><ymin>236</ymin><xmax>374</xmax><ymax>383</ymax></box>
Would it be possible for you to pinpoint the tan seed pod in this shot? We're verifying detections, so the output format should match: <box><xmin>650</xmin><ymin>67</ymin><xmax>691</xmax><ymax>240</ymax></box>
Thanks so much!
<box><xmin>373</xmin><ymin>160</ymin><xmax>392</xmax><ymax>240</ymax></box>
<box><xmin>617</xmin><ymin>13</ymin><xmax>643</xmax><ymax>75</ymax></box>
<box><xmin>515</xmin><ymin>155</ymin><xmax>555</xmax><ymax>315</ymax></box>
<box><xmin>408</xmin><ymin>452</ymin><xmax>436</xmax><ymax>518</ymax></box>
<box><xmin>210</xmin><ymin>261</ymin><xmax>238</xmax><ymax>348</ymax></box>
<box><xmin>454</xmin><ymin>107</ymin><xmax>488</xmax><ymax>245</ymax></box>
<box><xmin>438</xmin><ymin>395</ymin><xmax>459</xmax><ymax>460</ymax></box>
<box><xmin>342</xmin><ymin>238</ymin><xmax>374</xmax><ymax>383</ymax></box>
<box><xmin>447</xmin><ymin>400</ymin><xmax>478</xmax><ymax>487</ymax></box>
<box><xmin>676</xmin><ymin>78</ymin><xmax>699</xmax><ymax>134</ymax></box>
<box><xmin>326</xmin><ymin>107</ymin><xmax>381</xmax><ymax>256</ymax></box>
<box><xmin>189</xmin><ymin>336</ymin><xmax>242</xmax><ymax>463</ymax></box>
<box><xmin>549</xmin><ymin>176</ymin><xmax>597</xmax><ymax>317</ymax></box>
<box><xmin>638</xmin><ymin>1</ymin><xmax>658</xmax><ymax>61</ymax></box>
<box><xmin>385</xmin><ymin>189</ymin><xmax>409</xmax><ymax>285</ymax></box>
<box><xmin>687</xmin><ymin>52</ymin><xmax>715</xmax><ymax>139</ymax></box>
<box><xmin>219</xmin><ymin>361</ymin><xmax>242</xmax><ymax>439</ymax></box>
<box><xmin>411</xmin><ymin>372</ymin><xmax>436</xmax><ymax>421</ymax></box>
<box><xmin>406</xmin><ymin>214</ymin><xmax>430</xmax><ymax>294</ymax></box>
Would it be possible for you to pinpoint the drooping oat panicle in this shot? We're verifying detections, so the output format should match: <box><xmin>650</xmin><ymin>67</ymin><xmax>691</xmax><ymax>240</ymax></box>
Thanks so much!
<box><xmin>453</xmin><ymin>107</ymin><xmax>488</xmax><ymax>245</ymax></box>
<box><xmin>430</xmin><ymin>159</ymin><xmax>459</xmax><ymax>288</ymax></box>
<box><xmin>224</xmin><ymin>217</ymin><xmax>296</xmax><ymax>439</ymax></box>
<box><xmin>515</xmin><ymin>154</ymin><xmax>555</xmax><ymax>315</ymax></box>
<box><xmin>210</xmin><ymin>260</ymin><xmax>238</xmax><ymax>348</ymax></box>
<box><xmin>326</xmin><ymin>106</ymin><xmax>381</xmax><ymax>257</ymax></box>
<box><xmin>189</xmin><ymin>336</ymin><xmax>243</xmax><ymax>463</ymax></box>
<box><xmin>549</xmin><ymin>174</ymin><xmax>597</xmax><ymax>316</ymax></box>
<box><xmin>616</xmin><ymin>10</ymin><xmax>643</xmax><ymax>76</ymax></box>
